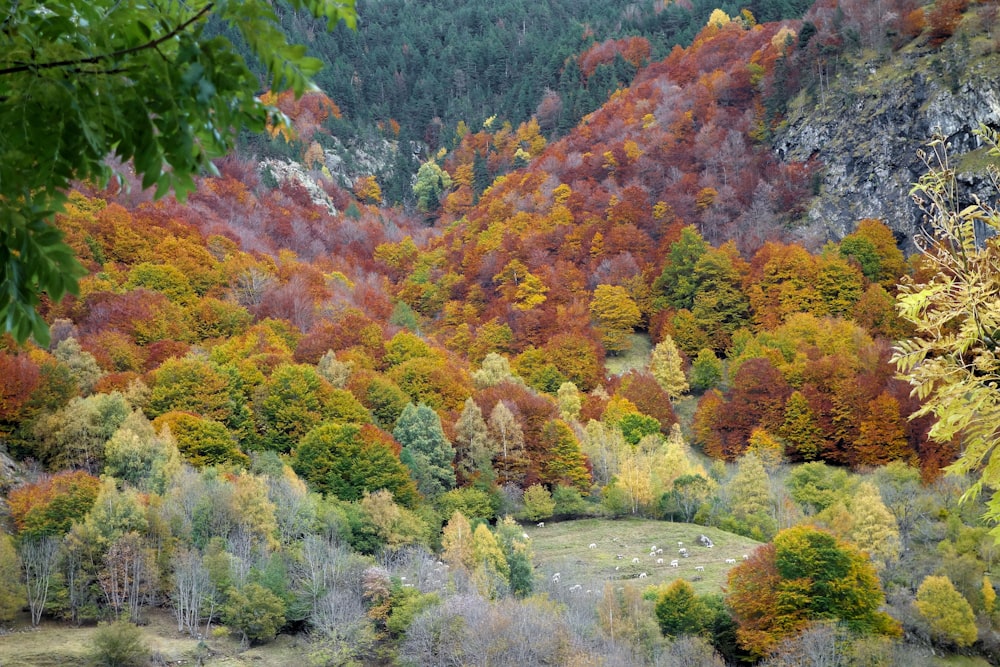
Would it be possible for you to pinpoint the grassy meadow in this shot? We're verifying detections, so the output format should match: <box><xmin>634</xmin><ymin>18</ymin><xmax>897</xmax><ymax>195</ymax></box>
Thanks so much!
<box><xmin>524</xmin><ymin>517</ymin><xmax>762</xmax><ymax>597</ymax></box>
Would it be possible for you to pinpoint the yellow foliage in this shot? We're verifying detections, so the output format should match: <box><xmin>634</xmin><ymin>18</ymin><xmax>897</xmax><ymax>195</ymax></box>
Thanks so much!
<box><xmin>707</xmin><ymin>9</ymin><xmax>731</xmax><ymax>28</ymax></box>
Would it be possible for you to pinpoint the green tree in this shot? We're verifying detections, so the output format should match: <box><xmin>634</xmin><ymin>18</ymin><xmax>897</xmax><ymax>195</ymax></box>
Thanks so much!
<box><xmin>688</xmin><ymin>348</ymin><xmax>723</xmax><ymax>393</ymax></box>
<box><xmin>103</xmin><ymin>411</ymin><xmax>181</xmax><ymax>493</ymax></box>
<box><xmin>727</xmin><ymin>526</ymin><xmax>899</xmax><ymax>659</ymax></box>
<box><xmin>654</xmin><ymin>225</ymin><xmax>709</xmax><ymax>310</ymax></box>
<box><xmin>453</xmin><ymin>398</ymin><xmax>496</xmax><ymax>484</ymax></box>
<box><xmin>292</xmin><ymin>423</ymin><xmax>419</xmax><ymax>508</ymax></box>
<box><xmin>0</xmin><ymin>0</ymin><xmax>356</xmax><ymax>344</ymax></box>
<box><xmin>649</xmin><ymin>335</ymin><xmax>688</xmax><ymax>399</ymax></box>
<box><xmin>655</xmin><ymin>579</ymin><xmax>708</xmax><ymax>638</ymax></box>
<box><xmin>222</xmin><ymin>582</ymin><xmax>287</xmax><ymax>646</ymax></box>
<box><xmin>914</xmin><ymin>575</ymin><xmax>977</xmax><ymax>648</ymax></box>
<box><xmin>522</xmin><ymin>484</ymin><xmax>555</xmax><ymax>522</ymax></box>
<box><xmin>412</xmin><ymin>159</ymin><xmax>453</xmax><ymax>212</ymax></box>
<box><xmin>893</xmin><ymin>129</ymin><xmax>1000</xmax><ymax>529</ymax></box>
<box><xmin>779</xmin><ymin>391</ymin><xmax>823</xmax><ymax>462</ymax></box>
<box><xmin>393</xmin><ymin>403</ymin><xmax>456</xmax><ymax>498</ymax></box>
<box><xmin>471</xmin><ymin>523</ymin><xmax>509</xmax><ymax>598</ymax></box>
<box><xmin>0</xmin><ymin>532</ymin><xmax>22</xmax><ymax>623</ymax></box>
<box><xmin>556</xmin><ymin>382</ymin><xmax>582</xmax><ymax>421</ymax></box>
<box><xmin>89</xmin><ymin>619</ymin><xmax>150</xmax><ymax>667</ymax></box>
<box><xmin>541</xmin><ymin>419</ymin><xmax>591</xmax><ymax>492</ymax></box>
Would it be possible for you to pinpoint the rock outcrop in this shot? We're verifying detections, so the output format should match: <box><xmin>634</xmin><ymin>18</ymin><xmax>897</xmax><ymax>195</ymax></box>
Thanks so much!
<box><xmin>775</xmin><ymin>38</ymin><xmax>1000</xmax><ymax>251</ymax></box>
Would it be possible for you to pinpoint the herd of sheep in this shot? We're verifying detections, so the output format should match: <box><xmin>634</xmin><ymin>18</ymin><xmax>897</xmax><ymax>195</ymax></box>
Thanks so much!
<box><xmin>538</xmin><ymin>526</ymin><xmax>750</xmax><ymax>590</ymax></box>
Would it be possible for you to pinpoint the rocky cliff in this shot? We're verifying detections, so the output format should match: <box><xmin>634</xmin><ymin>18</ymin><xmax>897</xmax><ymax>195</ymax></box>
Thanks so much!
<box><xmin>776</xmin><ymin>34</ymin><xmax>1000</xmax><ymax>252</ymax></box>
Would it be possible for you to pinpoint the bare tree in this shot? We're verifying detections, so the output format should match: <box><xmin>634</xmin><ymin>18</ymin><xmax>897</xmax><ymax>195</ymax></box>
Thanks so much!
<box><xmin>172</xmin><ymin>547</ymin><xmax>213</xmax><ymax>635</ymax></box>
<box><xmin>19</xmin><ymin>536</ymin><xmax>59</xmax><ymax>626</ymax></box>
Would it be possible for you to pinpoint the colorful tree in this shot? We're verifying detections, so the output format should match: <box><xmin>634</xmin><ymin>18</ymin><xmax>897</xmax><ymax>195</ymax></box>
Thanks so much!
<box><xmin>728</xmin><ymin>526</ymin><xmax>899</xmax><ymax>659</ymax></box>
<box><xmin>152</xmin><ymin>412</ymin><xmax>249</xmax><ymax>468</ymax></box>
<box><xmin>9</xmin><ymin>470</ymin><xmax>102</xmax><ymax>539</ymax></box>
<box><xmin>852</xmin><ymin>392</ymin><xmax>913</xmax><ymax>466</ymax></box>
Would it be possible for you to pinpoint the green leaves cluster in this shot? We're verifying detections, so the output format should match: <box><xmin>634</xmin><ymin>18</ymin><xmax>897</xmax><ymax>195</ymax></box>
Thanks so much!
<box><xmin>0</xmin><ymin>0</ymin><xmax>356</xmax><ymax>344</ymax></box>
<box><xmin>893</xmin><ymin>127</ymin><xmax>1000</xmax><ymax>534</ymax></box>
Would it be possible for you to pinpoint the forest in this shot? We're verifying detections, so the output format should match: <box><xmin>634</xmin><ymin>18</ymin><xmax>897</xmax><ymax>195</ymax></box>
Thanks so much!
<box><xmin>2</xmin><ymin>0</ymin><xmax>1000</xmax><ymax>666</ymax></box>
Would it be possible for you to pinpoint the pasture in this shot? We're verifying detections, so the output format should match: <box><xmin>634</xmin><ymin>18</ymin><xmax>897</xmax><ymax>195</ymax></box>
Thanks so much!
<box><xmin>524</xmin><ymin>517</ymin><xmax>763</xmax><ymax>596</ymax></box>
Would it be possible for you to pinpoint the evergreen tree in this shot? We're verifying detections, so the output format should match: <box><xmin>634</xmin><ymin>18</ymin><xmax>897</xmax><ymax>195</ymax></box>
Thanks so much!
<box><xmin>655</xmin><ymin>579</ymin><xmax>708</xmax><ymax>638</ymax></box>
<box><xmin>453</xmin><ymin>398</ymin><xmax>495</xmax><ymax>484</ymax></box>
<box><xmin>541</xmin><ymin>419</ymin><xmax>591</xmax><ymax>492</ymax></box>
<box><xmin>394</xmin><ymin>403</ymin><xmax>456</xmax><ymax>498</ymax></box>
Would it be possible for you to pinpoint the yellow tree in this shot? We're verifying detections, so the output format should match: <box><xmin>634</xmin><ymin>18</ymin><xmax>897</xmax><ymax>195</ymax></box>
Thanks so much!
<box><xmin>649</xmin><ymin>335</ymin><xmax>688</xmax><ymax>399</ymax></box>
<box><xmin>590</xmin><ymin>284</ymin><xmax>642</xmax><ymax>354</ymax></box>
<box><xmin>849</xmin><ymin>482</ymin><xmax>901</xmax><ymax>573</ymax></box>
<box><xmin>441</xmin><ymin>511</ymin><xmax>475</xmax><ymax>570</ymax></box>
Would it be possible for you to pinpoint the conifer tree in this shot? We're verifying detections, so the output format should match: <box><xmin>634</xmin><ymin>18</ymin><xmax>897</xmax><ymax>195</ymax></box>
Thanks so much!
<box><xmin>542</xmin><ymin>419</ymin><xmax>591</xmax><ymax>492</ymax></box>
<box><xmin>394</xmin><ymin>403</ymin><xmax>456</xmax><ymax>498</ymax></box>
<box><xmin>649</xmin><ymin>335</ymin><xmax>688</xmax><ymax>399</ymax></box>
<box><xmin>453</xmin><ymin>398</ymin><xmax>495</xmax><ymax>484</ymax></box>
<box><xmin>655</xmin><ymin>579</ymin><xmax>708</xmax><ymax>638</ymax></box>
<box><xmin>488</xmin><ymin>402</ymin><xmax>527</xmax><ymax>486</ymax></box>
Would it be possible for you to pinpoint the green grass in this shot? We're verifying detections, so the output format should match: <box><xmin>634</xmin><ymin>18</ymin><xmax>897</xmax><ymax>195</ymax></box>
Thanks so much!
<box><xmin>524</xmin><ymin>517</ymin><xmax>762</xmax><ymax>597</ymax></box>
<box><xmin>0</xmin><ymin>609</ymin><xmax>309</xmax><ymax>667</ymax></box>
<box><xmin>604</xmin><ymin>333</ymin><xmax>652</xmax><ymax>376</ymax></box>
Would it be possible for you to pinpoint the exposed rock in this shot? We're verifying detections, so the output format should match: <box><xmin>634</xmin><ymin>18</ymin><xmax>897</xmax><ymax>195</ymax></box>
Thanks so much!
<box><xmin>696</xmin><ymin>534</ymin><xmax>714</xmax><ymax>548</ymax></box>
<box><xmin>257</xmin><ymin>158</ymin><xmax>338</xmax><ymax>215</ymax></box>
<box><xmin>775</xmin><ymin>39</ymin><xmax>1000</xmax><ymax>252</ymax></box>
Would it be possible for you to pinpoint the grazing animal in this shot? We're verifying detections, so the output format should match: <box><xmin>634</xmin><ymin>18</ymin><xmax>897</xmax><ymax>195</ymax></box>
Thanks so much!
<box><xmin>570</xmin><ymin>584</ymin><xmax>582</xmax><ymax>592</ymax></box>
<box><xmin>552</xmin><ymin>572</ymin><xmax>560</xmax><ymax>582</ymax></box>
<box><xmin>695</xmin><ymin>566</ymin><xmax>705</xmax><ymax>571</ymax></box>
<box><xmin>589</xmin><ymin>543</ymin><xmax>597</xmax><ymax>549</ymax></box>
<box><xmin>670</xmin><ymin>559</ymin><xmax>679</xmax><ymax>567</ymax></box>
<box><xmin>522</xmin><ymin>533</ymin><xmax>529</xmax><ymax>539</ymax></box>
<box><xmin>656</xmin><ymin>558</ymin><xmax>664</xmax><ymax>564</ymax></box>
<box><xmin>678</xmin><ymin>548</ymin><xmax>688</xmax><ymax>555</ymax></box>
<box><xmin>743</xmin><ymin>554</ymin><xmax>749</xmax><ymax>560</ymax></box>
<box><xmin>616</xmin><ymin>554</ymin><xmax>624</xmax><ymax>560</ymax></box>
<box><xmin>537</xmin><ymin>522</ymin><xmax>545</xmax><ymax>528</ymax></box>
<box><xmin>725</xmin><ymin>558</ymin><xmax>737</xmax><ymax>564</ymax></box>
<box><xmin>632</xmin><ymin>557</ymin><xmax>640</xmax><ymax>564</ymax></box>
<box><xmin>638</xmin><ymin>572</ymin><xmax>647</xmax><ymax>578</ymax></box>
<box><xmin>656</xmin><ymin>548</ymin><xmax>663</xmax><ymax>554</ymax></box>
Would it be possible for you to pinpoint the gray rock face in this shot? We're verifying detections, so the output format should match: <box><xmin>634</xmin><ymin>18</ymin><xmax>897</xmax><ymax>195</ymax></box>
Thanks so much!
<box><xmin>774</xmin><ymin>42</ymin><xmax>1000</xmax><ymax>252</ymax></box>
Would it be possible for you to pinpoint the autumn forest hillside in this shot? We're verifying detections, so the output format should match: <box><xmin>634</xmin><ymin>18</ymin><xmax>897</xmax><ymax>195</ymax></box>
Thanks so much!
<box><xmin>2</xmin><ymin>1</ymin><xmax>1000</xmax><ymax>665</ymax></box>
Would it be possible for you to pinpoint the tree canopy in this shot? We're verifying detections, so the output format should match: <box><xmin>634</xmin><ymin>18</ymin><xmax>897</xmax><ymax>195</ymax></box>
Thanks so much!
<box><xmin>0</xmin><ymin>0</ymin><xmax>356</xmax><ymax>344</ymax></box>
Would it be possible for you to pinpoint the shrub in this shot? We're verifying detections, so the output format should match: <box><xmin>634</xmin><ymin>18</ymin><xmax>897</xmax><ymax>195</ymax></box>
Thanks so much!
<box><xmin>89</xmin><ymin>619</ymin><xmax>150</xmax><ymax>667</ymax></box>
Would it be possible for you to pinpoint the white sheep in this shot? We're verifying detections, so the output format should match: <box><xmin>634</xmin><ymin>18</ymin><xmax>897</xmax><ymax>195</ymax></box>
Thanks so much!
<box><xmin>656</xmin><ymin>548</ymin><xmax>663</xmax><ymax>554</ymax></box>
<box><xmin>670</xmin><ymin>559</ymin><xmax>679</xmax><ymax>567</ymax></box>
<box><xmin>638</xmin><ymin>572</ymin><xmax>647</xmax><ymax>578</ymax></box>
<box><xmin>725</xmin><ymin>558</ymin><xmax>737</xmax><ymax>564</ymax></box>
<box><xmin>632</xmin><ymin>557</ymin><xmax>640</xmax><ymax>564</ymax></box>
<box><xmin>522</xmin><ymin>533</ymin><xmax>529</xmax><ymax>539</ymax></box>
<box><xmin>656</xmin><ymin>558</ymin><xmax>664</xmax><ymax>564</ymax></box>
<box><xmin>589</xmin><ymin>543</ymin><xmax>597</xmax><ymax>549</ymax></box>
<box><xmin>537</xmin><ymin>521</ymin><xmax>545</xmax><ymax>528</ymax></box>
<box><xmin>743</xmin><ymin>554</ymin><xmax>749</xmax><ymax>560</ymax></box>
<box><xmin>695</xmin><ymin>566</ymin><xmax>705</xmax><ymax>571</ymax></box>
<box><xmin>570</xmin><ymin>584</ymin><xmax>582</xmax><ymax>592</ymax></box>
<box><xmin>552</xmin><ymin>572</ymin><xmax>561</xmax><ymax>582</ymax></box>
